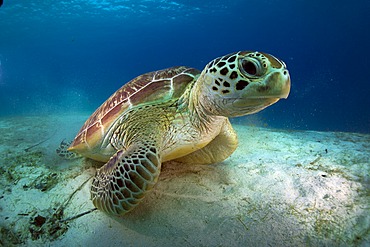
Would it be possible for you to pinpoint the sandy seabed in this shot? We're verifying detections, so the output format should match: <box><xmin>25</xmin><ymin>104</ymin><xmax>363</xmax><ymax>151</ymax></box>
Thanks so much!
<box><xmin>0</xmin><ymin>115</ymin><xmax>369</xmax><ymax>246</ymax></box>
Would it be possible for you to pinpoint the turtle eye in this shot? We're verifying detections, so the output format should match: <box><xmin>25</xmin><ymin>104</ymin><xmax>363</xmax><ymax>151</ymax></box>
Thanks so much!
<box><xmin>239</xmin><ymin>58</ymin><xmax>264</xmax><ymax>77</ymax></box>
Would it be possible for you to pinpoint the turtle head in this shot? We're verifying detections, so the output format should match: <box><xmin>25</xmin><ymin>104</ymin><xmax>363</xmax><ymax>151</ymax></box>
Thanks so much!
<box><xmin>198</xmin><ymin>51</ymin><xmax>290</xmax><ymax>117</ymax></box>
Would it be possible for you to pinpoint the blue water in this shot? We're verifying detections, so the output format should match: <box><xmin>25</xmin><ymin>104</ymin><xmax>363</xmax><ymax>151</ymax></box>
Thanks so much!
<box><xmin>0</xmin><ymin>0</ymin><xmax>369</xmax><ymax>133</ymax></box>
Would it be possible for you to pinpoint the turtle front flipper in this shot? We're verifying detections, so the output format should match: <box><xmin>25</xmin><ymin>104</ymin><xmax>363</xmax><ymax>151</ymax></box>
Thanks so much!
<box><xmin>174</xmin><ymin>119</ymin><xmax>238</xmax><ymax>165</ymax></box>
<box><xmin>90</xmin><ymin>141</ymin><xmax>161</xmax><ymax>216</ymax></box>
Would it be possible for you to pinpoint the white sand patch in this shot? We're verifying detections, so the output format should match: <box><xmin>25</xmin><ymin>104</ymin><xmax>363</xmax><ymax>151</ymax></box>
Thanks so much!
<box><xmin>0</xmin><ymin>116</ymin><xmax>369</xmax><ymax>246</ymax></box>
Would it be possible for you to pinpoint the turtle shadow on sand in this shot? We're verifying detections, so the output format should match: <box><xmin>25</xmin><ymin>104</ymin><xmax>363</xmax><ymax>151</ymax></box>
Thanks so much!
<box><xmin>103</xmin><ymin>160</ymin><xmax>235</xmax><ymax>237</ymax></box>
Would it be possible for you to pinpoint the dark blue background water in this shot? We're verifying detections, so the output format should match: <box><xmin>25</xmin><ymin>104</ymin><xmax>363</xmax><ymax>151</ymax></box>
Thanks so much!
<box><xmin>0</xmin><ymin>0</ymin><xmax>369</xmax><ymax>133</ymax></box>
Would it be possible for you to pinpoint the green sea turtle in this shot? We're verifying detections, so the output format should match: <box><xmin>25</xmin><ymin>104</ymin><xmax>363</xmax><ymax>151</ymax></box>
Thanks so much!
<box><xmin>62</xmin><ymin>51</ymin><xmax>290</xmax><ymax>216</ymax></box>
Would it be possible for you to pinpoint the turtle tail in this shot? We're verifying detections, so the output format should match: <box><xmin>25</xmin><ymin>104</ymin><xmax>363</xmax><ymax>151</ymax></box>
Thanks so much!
<box><xmin>90</xmin><ymin>142</ymin><xmax>161</xmax><ymax>215</ymax></box>
<box><xmin>56</xmin><ymin>139</ymin><xmax>80</xmax><ymax>159</ymax></box>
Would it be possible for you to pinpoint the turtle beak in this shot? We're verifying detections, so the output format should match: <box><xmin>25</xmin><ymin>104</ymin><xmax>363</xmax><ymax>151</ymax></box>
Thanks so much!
<box><xmin>227</xmin><ymin>68</ymin><xmax>290</xmax><ymax>116</ymax></box>
<box><xmin>262</xmin><ymin>66</ymin><xmax>290</xmax><ymax>99</ymax></box>
<box><xmin>279</xmin><ymin>69</ymin><xmax>290</xmax><ymax>99</ymax></box>
<box><xmin>240</xmin><ymin>68</ymin><xmax>291</xmax><ymax>100</ymax></box>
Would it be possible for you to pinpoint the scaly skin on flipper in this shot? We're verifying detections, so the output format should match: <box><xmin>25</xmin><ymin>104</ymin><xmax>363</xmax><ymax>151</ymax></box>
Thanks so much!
<box><xmin>91</xmin><ymin>142</ymin><xmax>161</xmax><ymax>214</ymax></box>
<box><xmin>62</xmin><ymin>51</ymin><xmax>290</xmax><ymax>216</ymax></box>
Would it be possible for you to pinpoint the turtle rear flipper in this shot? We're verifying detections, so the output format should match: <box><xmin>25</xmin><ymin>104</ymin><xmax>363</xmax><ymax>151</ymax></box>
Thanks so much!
<box><xmin>56</xmin><ymin>139</ymin><xmax>80</xmax><ymax>159</ymax></box>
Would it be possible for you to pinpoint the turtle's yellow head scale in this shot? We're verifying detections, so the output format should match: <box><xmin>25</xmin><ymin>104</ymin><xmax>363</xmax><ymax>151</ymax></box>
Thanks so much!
<box><xmin>197</xmin><ymin>51</ymin><xmax>290</xmax><ymax>117</ymax></box>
